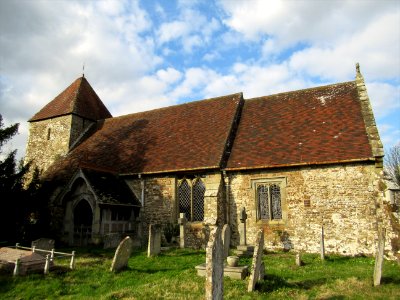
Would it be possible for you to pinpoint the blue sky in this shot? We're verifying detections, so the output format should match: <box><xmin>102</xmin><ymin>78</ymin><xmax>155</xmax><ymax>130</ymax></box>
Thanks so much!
<box><xmin>0</xmin><ymin>0</ymin><xmax>399</xmax><ymax>160</ymax></box>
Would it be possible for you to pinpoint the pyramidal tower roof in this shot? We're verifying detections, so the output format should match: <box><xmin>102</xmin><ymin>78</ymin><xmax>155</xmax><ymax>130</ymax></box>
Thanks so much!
<box><xmin>30</xmin><ymin>76</ymin><xmax>112</xmax><ymax>122</ymax></box>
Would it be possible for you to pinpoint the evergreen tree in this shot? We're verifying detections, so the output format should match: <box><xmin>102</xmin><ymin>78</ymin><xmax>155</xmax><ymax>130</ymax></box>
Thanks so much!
<box><xmin>0</xmin><ymin>114</ymin><xmax>30</xmax><ymax>242</ymax></box>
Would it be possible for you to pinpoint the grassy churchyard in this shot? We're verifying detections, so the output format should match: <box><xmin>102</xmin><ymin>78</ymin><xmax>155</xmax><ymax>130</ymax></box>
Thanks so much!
<box><xmin>0</xmin><ymin>247</ymin><xmax>399</xmax><ymax>299</ymax></box>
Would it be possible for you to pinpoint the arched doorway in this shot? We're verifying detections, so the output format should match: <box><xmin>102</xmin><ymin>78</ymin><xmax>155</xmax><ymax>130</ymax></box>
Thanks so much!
<box><xmin>73</xmin><ymin>200</ymin><xmax>93</xmax><ymax>246</ymax></box>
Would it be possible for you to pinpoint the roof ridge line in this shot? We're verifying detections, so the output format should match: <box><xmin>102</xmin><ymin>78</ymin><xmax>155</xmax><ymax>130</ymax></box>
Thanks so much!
<box><xmin>108</xmin><ymin>92</ymin><xmax>244</xmax><ymax>121</ymax></box>
<box><xmin>246</xmin><ymin>80</ymin><xmax>356</xmax><ymax>101</ymax></box>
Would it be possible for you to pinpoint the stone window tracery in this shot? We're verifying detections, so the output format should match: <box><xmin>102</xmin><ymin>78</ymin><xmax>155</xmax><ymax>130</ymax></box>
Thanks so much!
<box><xmin>252</xmin><ymin>177</ymin><xmax>286</xmax><ymax>222</ymax></box>
<box><xmin>178</xmin><ymin>178</ymin><xmax>205</xmax><ymax>222</ymax></box>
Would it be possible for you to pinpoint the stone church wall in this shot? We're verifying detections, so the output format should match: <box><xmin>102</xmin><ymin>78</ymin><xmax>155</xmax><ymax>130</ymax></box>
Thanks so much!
<box><xmin>228</xmin><ymin>162</ymin><xmax>397</xmax><ymax>258</ymax></box>
<box><xmin>24</xmin><ymin>114</ymin><xmax>93</xmax><ymax>180</ymax></box>
<box><xmin>126</xmin><ymin>172</ymin><xmax>226</xmax><ymax>248</ymax></box>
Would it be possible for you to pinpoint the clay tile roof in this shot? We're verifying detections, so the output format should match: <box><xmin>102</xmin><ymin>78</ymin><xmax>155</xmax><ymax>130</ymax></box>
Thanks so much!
<box><xmin>226</xmin><ymin>81</ymin><xmax>373</xmax><ymax>170</ymax></box>
<box><xmin>30</xmin><ymin>77</ymin><xmax>112</xmax><ymax>122</ymax></box>
<box><xmin>82</xmin><ymin>169</ymin><xmax>141</xmax><ymax>205</ymax></box>
<box><xmin>45</xmin><ymin>93</ymin><xmax>243</xmax><ymax>177</ymax></box>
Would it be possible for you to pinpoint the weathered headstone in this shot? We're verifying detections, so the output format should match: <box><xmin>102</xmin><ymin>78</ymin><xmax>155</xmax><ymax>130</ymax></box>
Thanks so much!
<box><xmin>31</xmin><ymin>238</ymin><xmax>55</xmax><ymax>251</ymax></box>
<box><xmin>222</xmin><ymin>224</ymin><xmax>231</xmax><ymax>259</ymax></box>
<box><xmin>178</xmin><ymin>213</ymin><xmax>187</xmax><ymax>249</ymax></box>
<box><xmin>239</xmin><ymin>207</ymin><xmax>248</xmax><ymax>246</ymax></box>
<box><xmin>110</xmin><ymin>236</ymin><xmax>134</xmax><ymax>272</ymax></box>
<box><xmin>236</xmin><ymin>207</ymin><xmax>254</xmax><ymax>257</ymax></box>
<box><xmin>205</xmin><ymin>226</ymin><xmax>224</xmax><ymax>300</ymax></box>
<box><xmin>248</xmin><ymin>229</ymin><xmax>265</xmax><ymax>292</ymax></box>
<box><xmin>373</xmin><ymin>227</ymin><xmax>386</xmax><ymax>286</ymax></box>
<box><xmin>295</xmin><ymin>252</ymin><xmax>303</xmax><ymax>266</ymax></box>
<box><xmin>147</xmin><ymin>224</ymin><xmax>162</xmax><ymax>257</ymax></box>
<box><xmin>320</xmin><ymin>225</ymin><xmax>325</xmax><ymax>260</ymax></box>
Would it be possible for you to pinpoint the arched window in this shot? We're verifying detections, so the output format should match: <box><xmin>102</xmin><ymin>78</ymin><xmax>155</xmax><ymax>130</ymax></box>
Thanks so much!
<box><xmin>178</xmin><ymin>178</ymin><xmax>205</xmax><ymax>222</ymax></box>
<box><xmin>178</xmin><ymin>179</ymin><xmax>191</xmax><ymax>220</ymax></box>
<box><xmin>192</xmin><ymin>179</ymin><xmax>205</xmax><ymax>221</ymax></box>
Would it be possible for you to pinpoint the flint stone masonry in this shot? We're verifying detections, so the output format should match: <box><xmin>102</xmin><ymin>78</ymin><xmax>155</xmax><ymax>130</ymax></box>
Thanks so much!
<box><xmin>205</xmin><ymin>226</ymin><xmax>223</xmax><ymax>300</ymax></box>
<box><xmin>110</xmin><ymin>236</ymin><xmax>133</xmax><ymax>272</ymax></box>
<box><xmin>24</xmin><ymin>115</ymin><xmax>93</xmax><ymax>179</ymax></box>
<box><xmin>228</xmin><ymin>163</ymin><xmax>394</xmax><ymax>257</ymax></box>
<box><xmin>127</xmin><ymin>172</ymin><xmax>224</xmax><ymax>249</ymax></box>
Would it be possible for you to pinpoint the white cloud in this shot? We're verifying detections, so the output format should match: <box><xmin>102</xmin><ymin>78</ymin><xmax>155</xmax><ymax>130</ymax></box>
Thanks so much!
<box><xmin>156</xmin><ymin>6</ymin><xmax>220</xmax><ymax>53</ymax></box>
<box><xmin>367</xmin><ymin>82</ymin><xmax>400</xmax><ymax>119</ymax></box>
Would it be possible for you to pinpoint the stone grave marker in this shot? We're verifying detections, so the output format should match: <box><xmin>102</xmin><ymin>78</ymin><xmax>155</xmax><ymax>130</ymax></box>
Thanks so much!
<box><xmin>222</xmin><ymin>224</ymin><xmax>231</xmax><ymax>259</ymax></box>
<box><xmin>31</xmin><ymin>238</ymin><xmax>55</xmax><ymax>251</ymax></box>
<box><xmin>239</xmin><ymin>207</ymin><xmax>247</xmax><ymax>246</ymax></box>
<box><xmin>236</xmin><ymin>207</ymin><xmax>254</xmax><ymax>256</ymax></box>
<box><xmin>110</xmin><ymin>236</ymin><xmax>133</xmax><ymax>272</ymax></box>
<box><xmin>178</xmin><ymin>213</ymin><xmax>187</xmax><ymax>248</ymax></box>
<box><xmin>320</xmin><ymin>224</ymin><xmax>325</xmax><ymax>260</ymax></box>
<box><xmin>248</xmin><ymin>228</ymin><xmax>265</xmax><ymax>292</ymax></box>
<box><xmin>147</xmin><ymin>224</ymin><xmax>162</xmax><ymax>257</ymax></box>
<box><xmin>295</xmin><ymin>252</ymin><xmax>303</xmax><ymax>266</ymax></box>
<box><xmin>205</xmin><ymin>226</ymin><xmax>223</xmax><ymax>300</ymax></box>
<box><xmin>373</xmin><ymin>227</ymin><xmax>386</xmax><ymax>286</ymax></box>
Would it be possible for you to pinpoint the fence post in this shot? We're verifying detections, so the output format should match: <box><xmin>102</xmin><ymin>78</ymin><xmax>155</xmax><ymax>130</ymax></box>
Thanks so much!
<box><xmin>15</xmin><ymin>243</ymin><xmax>20</xmax><ymax>249</ymax></box>
<box><xmin>50</xmin><ymin>249</ymin><xmax>55</xmax><ymax>262</ymax></box>
<box><xmin>70</xmin><ymin>251</ymin><xmax>76</xmax><ymax>270</ymax></box>
<box><xmin>44</xmin><ymin>254</ymin><xmax>50</xmax><ymax>275</ymax></box>
<box><xmin>32</xmin><ymin>246</ymin><xmax>36</xmax><ymax>253</ymax></box>
<box><xmin>13</xmin><ymin>258</ymin><xmax>21</xmax><ymax>276</ymax></box>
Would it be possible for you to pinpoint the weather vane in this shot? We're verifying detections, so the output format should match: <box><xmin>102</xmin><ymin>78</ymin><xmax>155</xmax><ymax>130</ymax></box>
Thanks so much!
<box><xmin>82</xmin><ymin>63</ymin><xmax>85</xmax><ymax>77</ymax></box>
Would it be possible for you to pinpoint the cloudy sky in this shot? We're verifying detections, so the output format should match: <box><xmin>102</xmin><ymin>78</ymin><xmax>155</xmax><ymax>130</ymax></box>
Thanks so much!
<box><xmin>1</xmin><ymin>0</ymin><xmax>399</xmax><ymax>160</ymax></box>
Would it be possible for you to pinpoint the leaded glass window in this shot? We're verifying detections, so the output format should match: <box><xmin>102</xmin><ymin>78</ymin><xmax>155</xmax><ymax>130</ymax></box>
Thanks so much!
<box><xmin>192</xmin><ymin>179</ymin><xmax>205</xmax><ymax>221</ymax></box>
<box><xmin>178</xmin><ymin>180</ymin><xmax>191</xmax><ymax>219</ymax></box>
<box><xmin>257</xmin><ymin>183</ymin><xmax>282</xmax><ymax>221</ymax></box>
<box><xmin>178</xmin><ymin>178</ymin><xmax>205</xmax><ymax>222</ymax></box>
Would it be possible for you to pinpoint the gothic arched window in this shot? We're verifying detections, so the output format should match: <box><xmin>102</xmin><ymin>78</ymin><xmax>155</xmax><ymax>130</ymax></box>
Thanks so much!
<box><xmin>178</xmin><ymin>178</ymin><xmax>205</xmax><ymax>222</ymax></box>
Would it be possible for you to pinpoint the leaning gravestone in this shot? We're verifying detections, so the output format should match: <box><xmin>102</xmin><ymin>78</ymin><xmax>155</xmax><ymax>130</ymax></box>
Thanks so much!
<box><xmin>248</xmin><ymin>228</ymin><xmax>265</xmax><ymax>292</ymax></box>
<box><xmin>222</xmin><ymin>224</ymin><xmax>231</xmax><ymax>259</ymax></box>
<box><xmin>110</xmin><ymin>236</ymin><xmax>133</xmax><ymax>272</ymax></box>
<box><xmin>205</xmin><ymin>226</ymin><xmax>223</xmax><ymax>300</ymax></box>
<box><xmin>147</xmin><ymin>224</ymin><xmax>162</xmax><ymax>257</ymax></box>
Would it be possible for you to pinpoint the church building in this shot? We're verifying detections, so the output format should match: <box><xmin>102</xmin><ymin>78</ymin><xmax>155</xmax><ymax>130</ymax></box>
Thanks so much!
<box><xmin>24</xmin><ymin>65</ymin><xmax>399</xmax><ymax>259</ymax></box>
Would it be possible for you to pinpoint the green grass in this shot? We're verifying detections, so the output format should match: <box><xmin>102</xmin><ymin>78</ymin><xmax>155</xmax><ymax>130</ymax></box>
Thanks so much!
<box><xmin>0</xmin><ymin>248</ymin><xmax>399</xmax><ymax>299</ymax></box>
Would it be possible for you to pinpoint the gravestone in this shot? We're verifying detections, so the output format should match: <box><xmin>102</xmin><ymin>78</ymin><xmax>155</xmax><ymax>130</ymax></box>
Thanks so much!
<box><xmin>222</xmin><ymin>224</ymin><xmax>231</xmax><ymax>259</ymax></box>
<box><xmin>295</xmin><ymin>252</ymin><xmax>303</xmax><ymax>266</ymax></box>
<box><xmin>205</xmin><ymin>226</ymin><xmax>223</xmax><ymax>300</ymax></box>
<box><xmin>248</xmin><ymin>228</ymin><xmax>265</xmax><ymax>292</ymax></box>
<box><xmin>178</xmin><ymin>213</ymin><xmax>187</xmax><ymax>248</ymax></box>
<box><xmin>147</xmin><ymin>224</ymin><xmax>162</xmax><ymax>257</ymax></box>
<box><xmin>320</xmin><ymin>224</ymin><xmax>325</xmax><ymax>260</ymax></box>
<box><xmin>239</xmin><ymin>207</ymin><xmax>247</xmax><ymax>245</ymax></box>
<box><xmin>373</xmin><ymin>227</ymin><xmax>386</xmax><ymax>286</ymax></box>
<box><xmin>31</xmin><ymin>238</ymin><xmax>55</xmax><ymax>251</ymax></box>
<box><xmin>236</xmin><ymin>207</ymin><xmax>254</xmax><ymax>256</ymax></box>
<box><xmin>110</xmin><ymin>236</ymin><xmax>133</xmax><ymax>272</ymax></box>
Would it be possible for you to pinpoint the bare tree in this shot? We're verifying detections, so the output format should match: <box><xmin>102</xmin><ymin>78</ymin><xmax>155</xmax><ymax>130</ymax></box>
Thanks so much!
<box><xmin>384</xmin><ymin>143</ymin><xmax>400</xmax><ymax>188</ymax></box>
